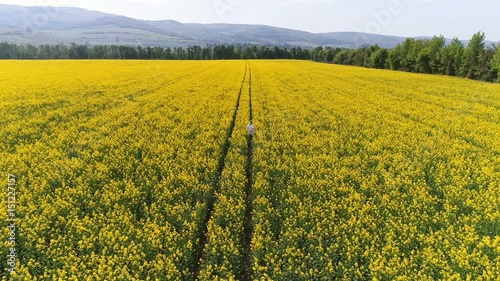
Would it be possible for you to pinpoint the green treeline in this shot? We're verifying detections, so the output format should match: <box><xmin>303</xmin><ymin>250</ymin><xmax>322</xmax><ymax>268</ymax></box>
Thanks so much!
<box><xmin>0</xmin><ymin>43</ymin><xmax>310</xmax><ymax>60</ymax></box>
<box><xmin>312</xmin><ymin>32</ymin><xmax>500</xmax><ymax>83</ymax></box>
<box><xmin>1</xmin><ymin>31</ymin><xmax>499</xmax><ymax>83</ymax></box>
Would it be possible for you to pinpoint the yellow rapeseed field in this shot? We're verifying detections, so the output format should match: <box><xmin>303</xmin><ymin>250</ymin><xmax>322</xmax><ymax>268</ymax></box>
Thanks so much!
<box><xmin>0</xmin><ymin>60</ymin><xmax>499</xmax><ymax>280</ymax></box>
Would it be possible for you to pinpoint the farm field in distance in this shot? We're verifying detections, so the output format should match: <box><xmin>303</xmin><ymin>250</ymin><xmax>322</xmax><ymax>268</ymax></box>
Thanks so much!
<box><xmin>0</xmin><ymin>60</ymin><xmax>499</xmax><ymax>280</ymax></box>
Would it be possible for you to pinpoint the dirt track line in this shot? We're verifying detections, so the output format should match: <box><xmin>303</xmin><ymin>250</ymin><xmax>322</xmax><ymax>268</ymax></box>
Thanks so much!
<box><xmin>191</xmin><ymin>63</ymin><xmax>248</xmax><ymax>280</ymax></box>
<box><xmin>241</xmin><ymin>63</ymin><xmax>254</xmax><ymax>281</ymax></box>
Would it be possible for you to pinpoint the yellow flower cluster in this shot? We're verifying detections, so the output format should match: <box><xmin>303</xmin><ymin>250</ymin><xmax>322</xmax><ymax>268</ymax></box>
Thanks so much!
<box><xmin>197</xmin><ymin>63</ymin><xmax>255</xmax><ymax>280</ymax></box>
<box><xmin>249</xmin><ymin>61</ymin><xmax>500</xmax><ymax>280</ymax></box>
<box><xmin>0</xmin><ymin>60</ymin><xmax>246</xmax><ymax>280</ymax></box>
<box><xmin>0</xmin><ymin>60</ymin><xmax>498</xmax><ymax>280</ymax></box>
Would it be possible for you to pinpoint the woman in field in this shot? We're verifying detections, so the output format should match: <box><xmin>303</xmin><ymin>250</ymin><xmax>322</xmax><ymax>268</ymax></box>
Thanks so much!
<box><xmin>247</xmin><ymin>120</ymin><xmax>254</xmax><ymax>138</ymax></box>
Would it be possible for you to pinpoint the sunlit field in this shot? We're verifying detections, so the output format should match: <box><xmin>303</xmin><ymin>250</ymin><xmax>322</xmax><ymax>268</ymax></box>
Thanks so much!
<box><xmin>1</xmin><ymin>60</ymin><xmax>499</xmax><ymax>280</ymax></box>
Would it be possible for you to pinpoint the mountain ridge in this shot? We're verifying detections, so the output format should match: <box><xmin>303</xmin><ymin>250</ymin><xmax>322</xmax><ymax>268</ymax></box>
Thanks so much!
<box><xmin>0</xmin><ymin>4</ymin><xmax>495</xmax><ymax>48</ymax></box>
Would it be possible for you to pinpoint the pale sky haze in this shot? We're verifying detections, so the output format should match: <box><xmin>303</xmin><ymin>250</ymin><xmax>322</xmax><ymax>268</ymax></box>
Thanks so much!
<box><xmin>0</xmin><ymin>0</ymin><xmax>499</xmax><ymax>41</ymax></box>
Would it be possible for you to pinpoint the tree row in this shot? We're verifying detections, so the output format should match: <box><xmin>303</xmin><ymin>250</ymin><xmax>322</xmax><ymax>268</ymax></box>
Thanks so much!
<box><xmin>1</xmin><ymin>31</ymin><xmax>499</xmax><ymax>83</ymax></box>
<box><xmin>311</xmin><ymin>32</ymin><xmax>500</xmax><ymax>83</ymax></box>
<box><xmin>0</xmin><ymin>43</ymin><xmax>310</xmax><ymax>61</ymax></box>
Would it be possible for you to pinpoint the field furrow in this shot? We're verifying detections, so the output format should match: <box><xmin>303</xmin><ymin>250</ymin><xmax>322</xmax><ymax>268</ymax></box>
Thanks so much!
<box><xmin>0</xmin><ymin>60</ymin><xmax>498</xmax><ymax>280</ymax></box>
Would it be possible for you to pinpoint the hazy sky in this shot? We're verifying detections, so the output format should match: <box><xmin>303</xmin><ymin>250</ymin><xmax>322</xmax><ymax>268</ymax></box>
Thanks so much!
<box><xmin>1</xmin><ymin>0</ymin><xmax>499</xmax><ymax>41</ymax></box>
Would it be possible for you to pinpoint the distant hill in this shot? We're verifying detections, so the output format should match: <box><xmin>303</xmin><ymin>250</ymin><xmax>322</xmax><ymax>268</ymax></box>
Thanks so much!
<box><xmin>0</xmin><ymin>4</ymin><xmax>494</xmax><ymax>48</ymax></box>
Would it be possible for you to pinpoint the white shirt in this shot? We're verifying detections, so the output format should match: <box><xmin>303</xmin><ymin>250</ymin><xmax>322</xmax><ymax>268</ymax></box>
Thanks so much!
<box><xmin>247</xmin><ymin>123</ymin><xmax>255</xmax><ymax>135</ymax></box>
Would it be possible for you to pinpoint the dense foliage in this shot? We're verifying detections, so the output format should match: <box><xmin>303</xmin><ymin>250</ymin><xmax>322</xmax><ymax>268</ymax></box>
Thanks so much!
<box><xmin>0</xmin><ymin>42</ymin><xmax>310</xmax><ymax>60</ymax></box>
<box><xmin>249</xmin><ymin>61</ymin><xmax>499</xmax><ymax>280</ymax></box>
<box><xmin>0</xmin><ymin>61</ymin><xmax>247</xmax><ymax>280</ymax></box>
<box><xmin>311</xmin><ymin>32</ymin><xmax>500</xmax><ymax>83</ymax></box>
<box><xmin>1</xmin><ymin>61</ymin><xmax>499</xmax><ymax>280</ymax></box>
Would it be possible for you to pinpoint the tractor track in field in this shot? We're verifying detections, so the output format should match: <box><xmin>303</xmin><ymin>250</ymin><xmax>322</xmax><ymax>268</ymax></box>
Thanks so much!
<box><xmin>241</xmin><ymin>64</ymin><xmax>254</xmax><ymax>281</ymax></box>
<box><xmin>191</xmin><ymin>63</ymin><xmax>248</xmax><ymax>280</ymax></box>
